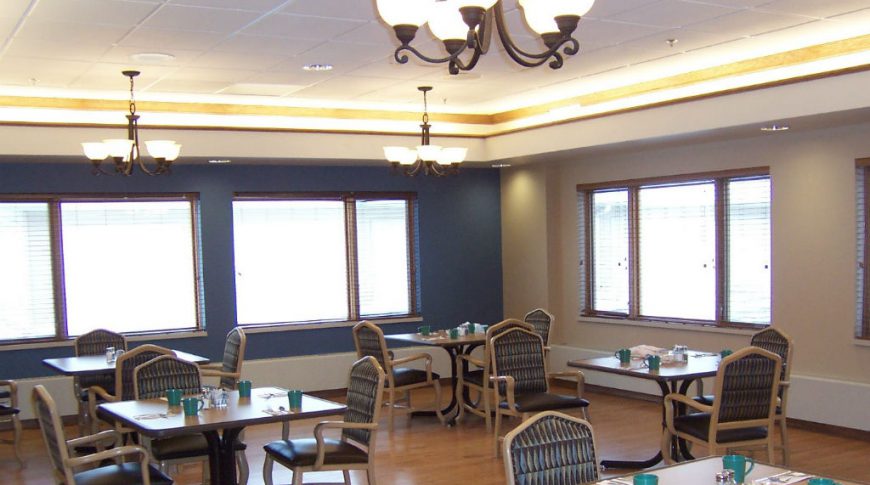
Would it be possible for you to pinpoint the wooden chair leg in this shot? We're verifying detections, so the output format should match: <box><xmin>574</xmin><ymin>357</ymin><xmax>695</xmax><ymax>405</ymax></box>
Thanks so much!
<box><xmin>493</xmin><ymin>410</ymin><xmax>503</xmax><ymax>457</ymax></box>
<box><xmin>388</xmin><ymin>388</ymin><xmax>395</xmax><ymax>432</ymax></box>
<box><xmin>660</xmin><ymin>428</ymin><xmax>674</xmax><ymax>465</ymax></box>
<box><xmin>262</xmin><ymin>455</ymin><xmax>274</xmax><ymax>485</ymax></box>
<box><xmin>779</xmin><ymin>416</ymin><xmax>790</xmax><ymax>466</ymax></box>
<box><xmin>432</xmin><ymin>381</ymin><xmax>445</xmax><ymax>425</ymax></box>
<box><xmin>482</xmin><ymin>386</ymin><xmax>492</xmax><ymax>431</ymax></box>
<box><xmin>342</xmin><ymin>470</ymin><xmax>351</xmax><ymax>484</ymax></box>
<box><xmin>292</xmin><ymin>469</ymin><xmax>304</xmax><ymax>485</ymax></box>
<box><xmin>236</xmin><ymin>450</ymin><xmax>249</xmax><ymax>485</ymax></box>
<box><xmin>367</xmin><ymin>466</ymin><xmax>378</xmax><ymax>485</ymax></box>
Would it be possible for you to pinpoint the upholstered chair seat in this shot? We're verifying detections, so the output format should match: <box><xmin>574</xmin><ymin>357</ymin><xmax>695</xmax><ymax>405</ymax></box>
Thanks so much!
<box><xmin>390</xmin><ymin>368</ymin><xmax>440</xmax><ymax>387</ymax></box>
<box><xmin>501</xmin><ymin>393</ymin><xmax>590</xmax><ymax>414</ymax></box>
<box><xmin>264</xmin><ymin>438</ymin><xmax>369</xmax><ymax>468</ymax></box>
<box><xmin>0</xmin><ymin>379</ymin><xmax>22</xmax><ymax>464</ymax></box>
<box><xmin>71</xmin><ymin>462</ymin><xmax>174</xmax><ymax>485</ymax></box>
<box><xmin>671</xmin><ymin>412</ymin><xmax>769</xmax><ymax>443</ymax></box>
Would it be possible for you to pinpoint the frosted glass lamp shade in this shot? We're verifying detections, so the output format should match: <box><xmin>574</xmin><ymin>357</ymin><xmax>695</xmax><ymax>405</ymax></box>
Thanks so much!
<box><xmin>376</xmin><ymin>0</ymin><xmax>432</xmax><ymax>27</ymax></box>
<box><xmin>81</xmin><ymin>142</ymin><xmax>109</xmax><ymax>161</ymax></box>
<box><xmin>436</xmin><ymin>147</ymin><xmax>468</xmax><ymax>165</ymax></box>
<box><xmin>102</xmin><ymin>139</ymin><xmax>135</xmax><ymax>159</ymax></box>
<box><xmin>518</xmin><ymin>0</ymin><xmax>559</xmax><ymax>34</ymax></box>
<box><xmin>456</xmin><ymin>0</ymin><xmax>498</xmax><ymax>9</ymax></box>
<box><xmin>145</xmin><ymin>140</ymin><xmax>181</xmax><ymax>161</ymax></box>
<box><xmin>429</xmin><ymin>0</ymin><xmax>469</xmax><ymax>41</ymax></box>
<box><xmin>384</xmin><ymin>146</ymin><xmax>417</xmax><ymax>165</ymax></box>
<box><xmin>416</xmin><ymin>144</ymin><xmax>443</xmax><ymax>162</ymax></box>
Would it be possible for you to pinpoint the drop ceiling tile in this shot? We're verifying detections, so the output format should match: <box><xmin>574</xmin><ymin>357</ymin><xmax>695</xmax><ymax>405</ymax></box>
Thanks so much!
<box><xmin>237</xmin><ymin>69</ymin><xmax>328</xmax><ymax>89</ymax></box>
<box><xmin>213</xmin><ymin>34</ymin><xmax>322</xmax><ymax>56</ymax></box>
<box><xmin>275</xmin><ymin>40</ymin><xmax>393</xmax><ymax>74</ymax></box>
<box><xmin>165</xmin><ymin>66</ymin><xmax>261</xmax><ymax>84</ymax></box>
<box><xmin>758</xmin><ymin>0</ymin><xmax>870</xmax><ymax>19</ymax></box>
<box><xmin>147</xmin><ymin>78</ymin><xmax>236</xmax><ymax>94</ymax></box>
<box><xmin>586</xmin><ymin>0</ymin><xmax>665</xmax><ymax>19</ymax></box>
<box><xmin>29</xmin><ymin>0</ymin><xmax>157</xmax><ymax>26</ymax></box>
<box><xmin>291</xmin><ymin>75</ymin><xmax>401</xmax><ymax>100</ymax></box>
<box><xmin>575</xmin><ymin>18</ymin><xmax>669</xmax><ymax>46</ymax></box>
<box><xmin>0</xmin><ymin>57</ymin><xmax>92</xmax><ymax>88</ymax></box>
<box><xmin>0</xmin><ymin>0</ymin><xmax>36</xmax><ymax>20</ymax></box>
<box><xmin>14</xmin><ymin>20</ymin><xmax>129</xmax><ymax>45</ymax></box>
<box><xmin>119</xmin><ymin>28</ymin><xmax>228</xmax><ymax>51</ymax></box>
<box><xmin>347</xmin><ymin>56</ymin><xmax>445</xmax><ymax>81</ymax></box>
<box><xmin>278</xmin><ymin>0</ymin><xmax>378</xmax><ymax>21</ymax></box>
<box><xmin>335</xmin><ymin>20</ymin><xmax>396</xmax><ymax>46</ymax></box>
<box><xmin>242</xmin><ymin>13</ymin><xmax>366</xmax><ymax>40</ymax></box>
<box><xmin>608</xmin><ymin>0</ymin><xmax>739</xmax><ymax>29</ymax></box>
<box><xmin>71</xmin><ymin>64</ymin><xmax>178</xmax><ymax>92</ymax></box>
<box><xmin>99</xmin><ymin>45</ymin><xmax>200</xmax><ymax>66</ymax></box>
<box><xmin>5</xmin><ymin>37</ymin><xmax>112</xmax><ymax>62</ymax></box>
<box><xmin>685</xmin><ymin>8</ymin><xmax>813</xmax><ymax>36</ymax></box>
<box><xmin>686</xmin><ymin>0</ymin><xmax>773</xmax><ymax>7</ymax></box>
<box><xmin>167</xmin><ymin>0</ymin><xmax>288</xmax><ymax>12</ymax></box>
<box><xmin>187</xmin><ymin>50</ymin><xmax>289</xmax><ymax>71</ymax></box>
<box><xmin>142</xmin><ymin>4</ymin><xmax>263</xmax><ymax>33</ymax></box>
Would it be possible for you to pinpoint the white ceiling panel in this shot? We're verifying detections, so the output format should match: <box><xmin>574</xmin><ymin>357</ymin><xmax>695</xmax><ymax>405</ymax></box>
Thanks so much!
<box><xmin>142</xmin><ymin>4</ymin><xmax>264</xmax><ymax>33</ymax></box>
<box><xmin>187</xmin><ymin>49</ymin><xmax>289</xmax><ymax>71</ymax></box>
<box><xmin>293</xmin><ymin>75</ymin><xmax>401</xmax><ymax>100</ymax></box>
<box><xmin>758</xmin><ymin>1</ymin><xmax>870</xmax><ymax>19</ymax></box>
<box><xmin>167</xmin><ymin>0</ymin><xmax>289</xmax><ymax>12</ymax></box>
<box><xmin>0</xmin><ymin>0</ymin><xmax>35</xmax><ymax>20</ymax></box>
<box><xmin>241</xmin><ymin>12</ymin><xmax>365</xmax><ymax>40</ymax></box>
<box><xmin>278</xmin><ymin>0</ymin><xmax>378</xmax><ymax>21</ymax></box>
<box><xmin>28</xmin><ymin>0</ymin><xmax>157</xmax><ymax>26</ymax></box>
<box><xmin>71</xmin><ymin>65</ymin><xmax>177</xmax><ymax>91</ymax></box>
<box><xmin>211</xmin><ymin>34</ymin><xmax>322</xmax><ymax>57</ymax></box>
<box><xmin>119</xmin><ymin>28</ymin><xmax>227</xmax><ymax>51</ymax></box>
<box><xmin>588</xmin><ymin>0</ymin><xmax>664</xmax><ymax>19</ymax></box>
<box><xmin>607</xmin><ymin>0</ymin><xmax>739</xmax><ymax>29</ymax></box>
<box><xmin>0</xmin><ymin>57</ymin><xmax>92</xmax><ymax>87</ymax></box>
<box><xmin>575</xmin><ymin>19</ymin><xmax>669</xmax><ymax>47</ymax></box>
<box><xmin>685</xmin><ymin>8</ymin><xmax>814</xmax><ymax>36</ymax></box>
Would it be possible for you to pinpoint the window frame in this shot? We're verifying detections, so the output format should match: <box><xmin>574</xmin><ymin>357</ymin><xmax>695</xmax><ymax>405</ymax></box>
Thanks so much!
<box><xmin>0</xmin><ymin>193</ymin><xmax>204</xmax><ymax>345</ymax></box>
<box><xmin>857</xmin><ymin>159</ymin><xmax>870</xmax><ymax>340</ymax></box>
<box><xmin>232</xmin><ymin>191</ymin><xmax>419</xmax><ymax>327</ymax></box>
<box><xmin>577</xmin><ymin>167</ymin><xmax>771</xmax><ymax>329</ymax></box>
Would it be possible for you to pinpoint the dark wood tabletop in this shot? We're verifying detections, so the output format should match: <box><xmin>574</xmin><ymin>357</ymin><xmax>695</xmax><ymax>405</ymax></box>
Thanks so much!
<box><xmin>98</xmin><ymin>387</ymin><xmax>346</xmax><ymax>438</ymax></box>
<box><xmin>385</xmin><ymin>331</ymin><xmax>485</xmax><ymax>348</ymax></box>
<box><xmin>43</xmin><ymin>349</ymin><xmax>210</xmax><ymax>376</ymax></box>
<box><xmin>568</xmin><ymin>351</ymin><xmax>721</xmax><ymax>382</ymax></box>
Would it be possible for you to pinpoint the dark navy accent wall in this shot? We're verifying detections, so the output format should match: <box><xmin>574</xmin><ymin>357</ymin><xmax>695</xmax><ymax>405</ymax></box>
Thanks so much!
<box><xmin>0</xmin><ymin>161</ymin><xmax>503</xmax><ymax>378</ymax></box>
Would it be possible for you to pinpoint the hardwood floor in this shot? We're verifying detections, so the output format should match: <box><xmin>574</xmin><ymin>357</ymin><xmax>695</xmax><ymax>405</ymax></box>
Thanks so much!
<box><xmin>2</xmin><ymin>388</ymin><xmax>868</xmax><ymax>484</ymax></box>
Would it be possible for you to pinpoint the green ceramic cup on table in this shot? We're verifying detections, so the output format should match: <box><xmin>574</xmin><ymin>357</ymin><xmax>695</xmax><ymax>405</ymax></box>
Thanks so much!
<box><xmin>808</xmin><ymin>478</ymin><xmax>840</xmax><ymax>485</ymax></box>
<box><xmin>417</xmin><ymin>325</ymin><xmax>431</xmax><ymax>336</ymax></box>
<box><xmin>720</xmin><ymin>348</ymin><xmax>733</xmax><ymax>358</ymax></box>
<box><xmin>181</xmin><ymin>397</ymin><xmax>203</xmax><ymax>417</ymax></box>
<box><xmin>633</xmin><ymin>473</ymin><xmax>658</xmax><ymax>485</ymax></box>
<box><xmin>615</xmin><ymin>348</ymin><xmax>631</xmax><ymax>364</ymax></box>
<box><xmin>287</xmin><ymin>389</ymin><xmax>303</xmax><ymax>410</ymax></box>
<box><xmin>645</xmin><ymin>354</ymin><xmax>661</xmax><ymax>371</ymax></box>
<box><xmin>166</xmin><ymin>388</ymin><xmax>182</xmax><ymax>407</ymax></box>
<box><xmin>723</xmin><ymin>454</ymin><xmax>754</xmax><ymax>484</ymax></box>
<box><xmin>449</xmin><ymin>328</ymin><xmax>459</xmax><ymax>339</ymax></box>
<box><xmin>237</xmin><ymin>380</ymin><xmax>252</xmax><ymax>398</ymax></box>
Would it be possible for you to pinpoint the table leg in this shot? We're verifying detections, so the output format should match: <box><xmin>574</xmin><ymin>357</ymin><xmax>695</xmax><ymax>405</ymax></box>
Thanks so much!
<box><xmin>202</xmin><ymin>427</ymin><xmax>243</xmax><ymax>485</ymax></box>
<box><xmin>600</xmin><ymin>379</ymin><xmax>674</xmax><ymax>470</ymax></box>
<box><xmin>411</xmin><ymin>343</ymin><xmax>481</xmax><ymax>425</ymax></box>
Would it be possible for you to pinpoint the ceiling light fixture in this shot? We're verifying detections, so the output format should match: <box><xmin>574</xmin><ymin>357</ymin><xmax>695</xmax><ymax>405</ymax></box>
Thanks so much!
<box><xmin>760</xmin><ymin>124</ymin><xmax>790</xmax><ymax>132</ymax></box>
<box><xmin>302</xmin><ymin>63</ymin><xmax>334</xmax><ymax>72</ymax></box>
<box><xmin>81</xmin><ymin>71</ymin><xmax>181</xmax><ymax>176</ymax></box>
<box><xmin>376</xmin><ymin>0</ymin><xmax>594</xmax><ymax>74</ymax></box>
<box><xmin>383</xmin><ymin>86</ymin><xmax>467</xmax><ymax>176</ymax></box>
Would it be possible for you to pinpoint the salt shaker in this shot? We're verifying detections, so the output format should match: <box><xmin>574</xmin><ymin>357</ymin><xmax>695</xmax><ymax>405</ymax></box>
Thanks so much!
<box><xmin>715</xmin><ymin>470</ymin><xmax>736</xmax><ymax>485</ymax></box>
<box><xmin>105</xmin><ymin>346</ymin><xmax>115</xmax><ymax>364</ymax></box>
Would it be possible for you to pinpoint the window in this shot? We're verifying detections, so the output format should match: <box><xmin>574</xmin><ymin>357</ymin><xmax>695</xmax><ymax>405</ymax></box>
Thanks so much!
<box><xmin>856</xmin><ymin>161</ymin><xmax>870</xmax><ymax>339</ymax></box>
<box><xmin>0</xmin><ymin>195</ymin><xmax>202</xmax><ymax>343</ymax></box>
<box><xmin>232</xmin><ymin>193</ymin><xmax>417</xmax><ymax>326</ymax></box>
<box><xmin>578</xmin><ymin>169</ymin><xmax>771</xmax><ymax>327</ymax></box>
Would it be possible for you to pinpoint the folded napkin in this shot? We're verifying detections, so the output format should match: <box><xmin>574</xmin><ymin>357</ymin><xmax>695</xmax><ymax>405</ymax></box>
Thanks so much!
<box><xmin>258</xmin><ymin>389</ymin><xmax>288</xmax><ymax>399</ymax></box>
<box><xmin>752</xmin><ymin>471</ymin><xmax>810</xmax><ymax>484</ymax></box>
<box><xmin>133</xmin><ymin>413</ymin><xmax>168</xmax><ymax>420</ymax></box>
<box><xmin>629</xmin><ymin>345</ymin><xmax>667</xmax><ymax>359</ymax></box>
<box><xmin>596</xmin><ymin>479</ymin><xmax>631</xmax><ymax>485</ymax></box>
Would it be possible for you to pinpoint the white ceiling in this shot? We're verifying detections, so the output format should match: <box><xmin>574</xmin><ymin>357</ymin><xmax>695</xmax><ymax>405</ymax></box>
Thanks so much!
<box><xmin>0</xmin><ymin>0</ymin><xmax>868</xmax><ymax>117</ymax></box>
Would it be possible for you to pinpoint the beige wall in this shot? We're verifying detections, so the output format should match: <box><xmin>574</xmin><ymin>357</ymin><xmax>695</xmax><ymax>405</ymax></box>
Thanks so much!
<box><xmin>501</xmin><ymin>120</ymin><xmax>870</xmax><ymax>384</ymax></box>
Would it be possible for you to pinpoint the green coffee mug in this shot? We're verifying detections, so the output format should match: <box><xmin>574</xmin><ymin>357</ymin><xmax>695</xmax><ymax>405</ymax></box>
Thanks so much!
<box><xmin>417</xmin><ymin>325</ymin><xmax>431</xmax><ymax>336</ymax></box>
<box><xmin>633</xmin><ymin>473</ymin><xmax>658</xmax><ymax>485</ymax></box>
<box><xmin>166</xmin><ymin>388</ymin><xmax>182</xmax><ymax>407</ymax></box>
<box><xmin>808</xmin><ymin>478</ymin><xmax>840</xmax><ymax>485</ymax></box>
<box><xmin>615</xmin><ymin>348</ymin><xmax>631</xmax><ymax>364</ymax></box>
<box><xmin>181</xmin><ymin>397</ymin><xmax>203</xmax><ymax>417</ymax></box>
<box><xmin>720</xmin><ymin>348</ymin><xmax>733</xmax><ymax>358</ymax></box>
<box><xmin>645</xmin><ymin>354</ymin><xmax>661</xmax><ymax>371</ymax></box>
<box><xmin>238</xmin><ymin>380</ymin><xmax>252</xmax><ymax>398</ymax></box>
<box><xmin>723</xmin><ymin>454</ymin><xmax>754</xmax><ymax>484</ymax></box>
<box><xmin>449</xmin><ymin>328</ymin><xmax>459</xmax><ymax>339</ymax></box>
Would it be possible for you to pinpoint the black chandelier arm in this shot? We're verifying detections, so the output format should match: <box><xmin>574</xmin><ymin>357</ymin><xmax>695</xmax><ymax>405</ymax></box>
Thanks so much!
<box><xmin>448</xmin><ymin>38</ymin><xmax>483</xmax><ymax>74</ymax></box>
<box><xmin>492</xmin><ymin>4</ymin><xmax>580</xmax><ymax>69</ymax></box>
<box><xmin>394</xmin><ymin>44</ymin><xmax>459</xmax><ymax>66</ymax></box>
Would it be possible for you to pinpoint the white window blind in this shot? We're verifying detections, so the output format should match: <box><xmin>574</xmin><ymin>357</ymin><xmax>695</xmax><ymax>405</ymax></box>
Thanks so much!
<box><xmin>726</xmin><ymin>177</ymin><xmax>771</xmax><ymax>324</ymax></box>
<box><xmin>591</xmin><ymin>190</ymin><xmax>629</xmax><ymax>313</ymax></box>
<box><xmin>356</xmin><ymin>199</ymin><xmax>411</xmax><ymax>317</ymax></box>
<box><xmin>233</xmin><ymin>200</ymin><xmax>349</xmax><ymax>324</ymax></box>
<box><xmin>61</xmin><ymin>200</ymin><xmax>199</xmax><ymax>336</ymax></box>
<box><xmin>0</xmin><ymin>202</ymin><xmax>56</xmax><ymax>340</ymax></box>
<box><xmin>857</xmin><ymin>166</ymin><xmax>867</xmax><ymax>338</ymax></box>
<box><xmin>639</xmin><ymin>182</ymin><xmax>716</xmax><ymax>320</ymax></box>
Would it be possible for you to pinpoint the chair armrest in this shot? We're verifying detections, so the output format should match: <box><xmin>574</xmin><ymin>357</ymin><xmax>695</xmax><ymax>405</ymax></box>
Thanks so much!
<box><xmin>65</xmin><ymin>445</ymin><xmax>150</xmax><ymax>472</ymax></box>
<box><xmin>391</xmin><ymin>353</ymin><xmax>436</xmax><ymax>380</ymax></box>
<box><xmin>66</xmin><ymin>429</ymin><xmax>122</xmax><ymax>452</ymax></box>
<box><xmin>456</xmin><ymin>353</ymin><xmax>485</xmax><ymax>368</ymax></box>
<box><xmin>490</xmin><ymin>375</ymin><xmax>516</xmax><ymax>409</ymax></box>
<box><xmin>198</xmin><ymin>363</ymin><xmax>222</xmax><ymax>371</ymax></box>
<box><xmin>311</xmin><ymin>421</ymin><xmax>376</xmax><ymax>469</ymax></box>
<box><xmin>87</xmin><ymin>386</ymin><xmax>117</xmax><ymax>435</ymax></box>
<box><xmin>548</xmin><ymin>370</ymin><xmax>585</xmax><ymax>398</ymax></box>
<box><xmin>663</xmin><ymin>392</ymin><xmax>712</xmax><ymax>433</ymax></box>
<box><xmin>200</xmin><ymin>369</ymin><xmax>239</xmax><ymax>379</ymax></box>
<box><xmin>0</xmin><ymin>380</ymin><xmax>17</xmax><ymax>407</ymax></box>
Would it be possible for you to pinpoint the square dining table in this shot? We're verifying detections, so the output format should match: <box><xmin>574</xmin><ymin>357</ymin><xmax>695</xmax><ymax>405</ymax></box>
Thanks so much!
<box><xmin>569</xmin><ymin>351</ymin><xmax>720</xmax><ymax>469</ymax></box>
<box><xmin>593</xmin><ymin>455</ymin><xmax>863</xmax><ymax>485</ymax></box>
<box><xmin>385</xmin><ymin>331</ymin><xmax>485</xmax><ymax>424</ymax></box>
<box><xmin>43</xmin><ymin>349</ymin><xmax>210</xmax><ymax>377</ymax></box>
<box><xmin>98</xmin><ymin>386</ymin><xmax>346</xmax><ymax>485</ymax></box>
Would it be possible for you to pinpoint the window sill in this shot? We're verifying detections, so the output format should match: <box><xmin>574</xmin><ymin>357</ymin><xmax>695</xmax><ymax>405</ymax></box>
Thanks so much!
<box><xmin>577</xmin><ymin>315</ymin><xmax>759</xmax><ymax>336</ymax></box>
<box><xmin>241</xmin><ymin>316</ymin><xmax>424</xmax><ymax>334</ymax></box>
<box><xmin>0</xmin><ymin>330</ymin><xmax>207</xmax><ymax>352</ymax></box>
<box><xmin>854</xmin><ymin>338</ymin><xmax>870</xmax><ymax>348</ymax></box>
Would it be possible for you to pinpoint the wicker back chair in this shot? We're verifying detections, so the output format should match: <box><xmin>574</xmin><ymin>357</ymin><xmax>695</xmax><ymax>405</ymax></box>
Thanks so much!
<box><xmin>503</xmin><ymin>411</ymin><xmax>600</xmax><ymax>485</ymax></box>
<box><xmin>87</xmin><ymin>344</ymin><xmax>175</xmax><ymax>434</ymax></box>
<box><xmin>456</xmin><ymin>319</ymin><xmax>534</xmax><ymax>430</ymax></box>
<box><xmin>133</xmin><ymin>355</ymin><xmax>249</xmax><ymax>483</ymax></box>
<box><xmin>201</xmin><ymin>327</ymin><xmax>247</xmax><ymax>390</ymax></box>
<box><xmin>263</xmin><ymin>356</ymin><xmax>386</xmax><ymax>485</ymax></box>
<box><xmin>74</xmin><ymin>329</ymin><xmax>127</xmax><ymax>434</ymax></box>
<box><xmin>352</xmin><ymin>321</ymin><xmax>444</xmax><ymax>430</ymax></box>
<box><xmin>662</xmin><ymin>346</ymin><xmax>782</xmax><ymax>463</ymax></box>
<box><xmin>490</xmin><ymin>327</ymin><xmax>589</xmax><ymax>456</ymax></box>
<box><xmin>0</xmin><ymin>379</ymin><xmax>22</xmax><ymax>464</ymax></box>
<box><xmin>32</xmin><ymin>385</ymin><xmax>172</xmax><ymax>485</ymax></box>
<box><xmin>751</xmin><ymin>327</ymin><xmax>794</xmax><ymax>464</ymax></box>
<box><xmin>523</xmin><ymin>308</ymin><xmax>555</xmax><ymax>352</ymax></box>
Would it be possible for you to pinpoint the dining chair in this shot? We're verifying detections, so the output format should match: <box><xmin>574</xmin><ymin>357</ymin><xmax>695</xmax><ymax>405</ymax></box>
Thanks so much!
<box><xmin>133</xmin><ymin>355</ymin><xmax>249</xmax><ymax>484</ymax></box>
<box><xmin>490</xmin><ymin>327</ymin><xmax>589</xmax><ymax>456</ymax></box>
<box><xmin>201</xmin><ymin>327</ymin><xmax>247</xmax><ymax>390</ymax></box>
<box><xmin>455</xmin><ymin>318</ymin><xmax>534</xmax><ymax>430</ymax></box>
<box><xmin>74</xmin><ymin>329</ymin><xmax>127</xmax><ymax>435</ymax></box>
<box><xmin>523</xmin><ymin>308</ymin><xmax>554</xmax><ymax>355</ymax></box>
<box><xmin>32</xmin><ymin>384</ymin><xmax>173</xmax><ymax>485</ymax></box>
<box><xmin>695</xmin><ymin>327</ymin><xmax>794</xmax><ymax>464</ymax></box>
<box><xmin>88</xmin><ymin>344</ymin><xmax>175</xmax><ymax>435</ymax></box>
<box><xmin>0</xmin><ymin>379</ymin><xmax>23</xmax><ymax>465</ymax></box>
<box><xmin>352</xmin><ymin>321</ymin><xmax>445</xmax><ymax>430</ymax></box>
<box><xmin>263</xmin><ymin>356</ymin><xmax>386</xmax><ymax>485</ymax></box>
<box><xmin>662</xmin><ymin>346</ymin><xmax>782</xmax><ymax>464</ymax></box>
<box><xmin>503</xmin><ymin>411</ymin><xmax>600</xmax><ymax>485</ymax></box>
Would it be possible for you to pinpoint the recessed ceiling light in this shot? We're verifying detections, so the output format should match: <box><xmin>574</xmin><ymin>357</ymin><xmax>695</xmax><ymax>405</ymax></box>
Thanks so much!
<box><xmin>302</xmin><ymin>63</ymin><xmax>333</xmax><ymax>72</ymax></box>
<box><xmin>492</xmin><ymin>163</ymin><xmax>511</xmax><ymax>168</ymax></box>
<box><xmin>760</xmin><ymin>124</ymin><xmax>790</xmax><ymax>132</ymax></box>
<box><xmin>208</xmin><ymin>159</ymin><xmax>232</xmax><ymax>164</ymax></box>
<box><xmin>129</xmin><ymin>52</ymin><xmax>176</xmax><ymax>63</ymax></box>
<box><xmin>665</xmin><ymin>38</ymin><xmax>678</xmax><ymax>48</ymax></box>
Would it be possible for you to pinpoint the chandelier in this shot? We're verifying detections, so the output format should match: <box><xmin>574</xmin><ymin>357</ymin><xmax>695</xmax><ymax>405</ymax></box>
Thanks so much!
<box><xmin>375</xmin><ymin>0</ymin><xmax>594</xmax><ymax>74</ymax></box>
<box><xmin>81</xmin><ymin>70</ymin><xmax>181</xmax><ymax>176</ymax></box>
<box><xmin>384</xmin><ymin>86</ymin><xmax>467</xmax><ymax>177</ymax></box>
